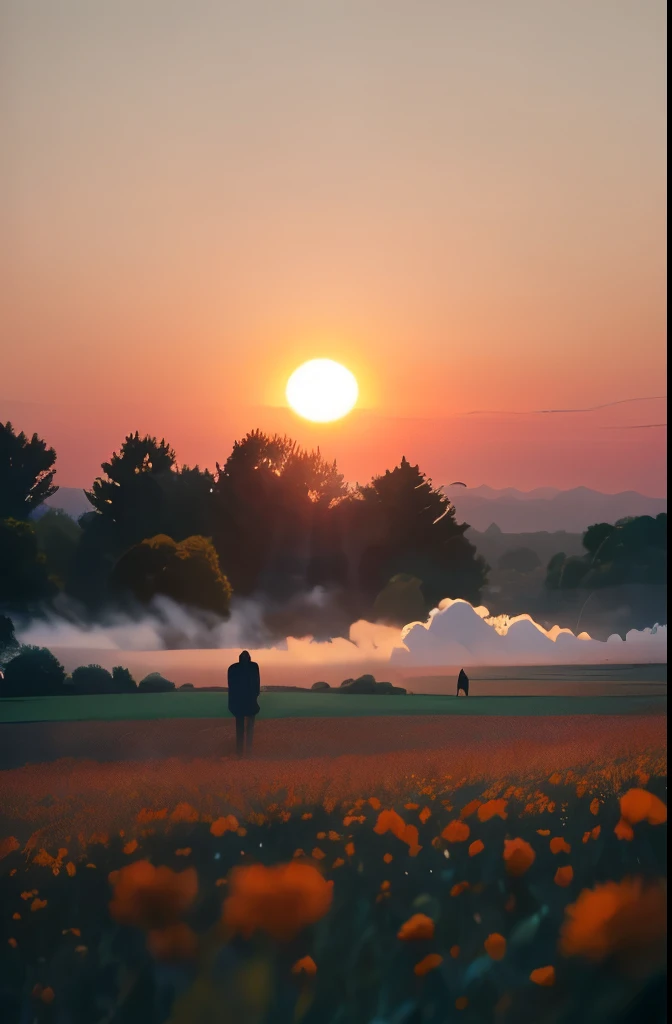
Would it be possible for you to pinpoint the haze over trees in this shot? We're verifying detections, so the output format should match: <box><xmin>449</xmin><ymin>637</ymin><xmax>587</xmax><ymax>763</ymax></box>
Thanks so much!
<box><xmin>0</xmin><ymin>420</ymin><xmax>666</xmax><ymax>644</ymax></box>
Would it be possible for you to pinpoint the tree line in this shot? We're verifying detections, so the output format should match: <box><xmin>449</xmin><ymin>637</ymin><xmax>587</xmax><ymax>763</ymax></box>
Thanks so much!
<box><xmin>0</xmin><ymin>421</ymin><xmax>488</xmax><ymax>639</ymax></box>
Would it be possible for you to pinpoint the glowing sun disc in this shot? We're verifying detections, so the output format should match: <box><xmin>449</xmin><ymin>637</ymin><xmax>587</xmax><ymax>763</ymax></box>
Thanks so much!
<box><xmin>286</xmin><ymin>359</ymin><xmax>358</xmax><ymax>422</ymax></box>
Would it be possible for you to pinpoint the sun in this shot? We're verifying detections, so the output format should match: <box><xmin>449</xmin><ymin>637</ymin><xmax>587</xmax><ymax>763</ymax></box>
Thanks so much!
<box><xmin>286</xmin><ymin>359</ymin><xmax>359</xmax><ymax>423</ymax></box>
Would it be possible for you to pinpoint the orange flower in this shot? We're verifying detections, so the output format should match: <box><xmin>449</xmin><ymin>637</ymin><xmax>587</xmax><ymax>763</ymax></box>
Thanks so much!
<box><xmin>484</xmin><ymin>933</ymin><xmax>507</xmax><ymax>961</ymax></box>
<box><xmin>477</xmin><ymin>799</ymin><xmax>508</xmax><ymax>822</ymax></box>
<box><xmin>450</xmin><ymin>944</ymin><xmax>460</xmax><ymax>958</ymax></box>
<box><xmin>397</xmin><ymin>913</ymin><xmax>434</xmax><ymax>941</ymax></box>
<box><xmin>559</xmin><ymin>878</ymin><xmax>667</xmax><ymax>965</ymax></box>
<box><xmin>373</xmin><ymin>810</ymin><xmax>422</xmax><ymax>856</ymax></box>
<box><xmin>441</xmin><ymin>820</ymin><xmax>470</xmax><ymax>843</ymax></box>
<box><xmin>32</xmin><ymin>984</ymin><xmax>55</xmax><ymax>1004</ymax></box>
<box><xmin>589</xmin><ymin>798</ymin><xmax>600</xmax><ymax>816</ymax></box>
<box><xmin>368</xmin><ymin>797</ymin><xmax>381</xmax><ymax>810</ymax></box>
<box><xmin>383</xmin><ymin>853</ymin><xmax>393</xmax><ymax>864</ymax></box>
<box><xmin>210</xmin><ymin>815</ymin><xmax>239</xmax><ymax>837</ymax></box>
<box><xmin>344</xmin><ymin>842</ymin><xmax>355</xmax><ymax>857</ymax></box>
<box><xmin>619</xmin><ymin>789</ymin><xmax>667</xmax><ymax>826</ymax></box>
<box><xmin>614</xmin><ymin>818</ymin><xmax>635</xmax><ymax>841</ymax></box>
<box><xmin>414</xmin><ymin>953</ymin><xmax>442</xmax><ymax>976</ymax></box>
<box><xmin>147</xmin><ymin>923</ymin><xmax>198</xmax><ymax>961</ymax></box>
<box><xmin>554</xmin><ymin>866</ymin><xmax>573</xmax><ymax>888</ymax></box>
<box><xmin>301</xmin><ymin>813</ymin><xmax>313</xmax><ymax>820</ymax></box>
<box><xmin>0</xmin><ymin>837</ymin><xmax>20</xmax><ymax>861</ymax></box>
<box><xmin>550</xmin><ymin>837</ymin><xmax>571</xmax><ymax>855</ymax></box>
<box><xmin>404</xmin><ymin>803</ymin><xmax>419</xmax><ymax>810</ymax></box>
<box><xmin>8</xmin><ymin>938</ymin><xmax>17</xmax><ymax>948</ymax></box>
<box><xmin>468</xmin><ymin>839</ymin><xmax>485</xmax><ymax>857</ymax></box>
<box><xmin>123</xmin><ymin>840</ymin><xmax>138</xmax><ymax>855</ymax></box>
<box><xmin>66</xmin><ymin>862</ymin><xmax>76</xmax><ymax>877</ymax></box>
<box><xmin>311</xmin><ymin>848</ymin><xmax>325</xmax><ymax>861</ymax></box>
<box><xmin>222</xmin><ymin>861</ymin><xmax>333</xmax><ymax>942</ymax></box>
<box><xmin>455</xmin><ymin>996</ymin><xmax>468</xmax><ymax>1010</ymax></box>
<box><xmin>31</xmin><ymin>898</ymin><xmax>47</xmax><ymax>912</ymax></box>
<box><xmin>170</xmin><ymin>803</ymin><xmax>199</xmax><ymax>823</ymax></box>
<box><xmin>332</xmin><ymin>858</ymin><xmax>345</xmax><ymax>869</ymax></box>
<box><xmin>530</xmin><ymin>965</ymin><xmax>555</xmax><ymax>986</ymax></box>
<box><xmin>503</xmin><ymin>838</ymin><xmax>535</xmax><ymax>877</ymax></box>
<box><xmin>292</xmin><ymin>955</ymin><xmax>317</xmax><ymax>976</ymax></box>
<box><xmin>109</xmin><ymin>861</ymin><xmax>198</xmax><ymax>930</ymax></box>
<box><xmin>536</xmin><ymin>829</ymin><xmax>551</xmax><ymax>837</ymax></box>
<box><xmin>419</xmin><ymin>807</ymin><xmax>431</xmax><ymax>824</ymax></box>
<box><xmin>175</xmin><ymin>848</ymin><xmax>192</xmax><ymax>857</ymax></box>
<box><xmin>460</xmin><ymin>799</ymin><xmax>482</xmax><ymax>819</ymax></box>
<box><xmin>450</xmin><ymin>881</ymin><xmax>470</xmax><ymax>897</ymax></box>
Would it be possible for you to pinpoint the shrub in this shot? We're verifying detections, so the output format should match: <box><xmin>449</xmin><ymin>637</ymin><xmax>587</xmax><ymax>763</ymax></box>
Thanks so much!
<box><xmin>71</xmin><ymin>664</ymin><xmax>116</xmax><ymax>694</ymax></box>
<box><xmin>338</xmin><ymin>674</ymin><xmax>406</xmax><ymax>695</ymax></box>
<box><xmin>0</xmin><ymin>645</ymin><xmax>66</xmax><ymax>697</ymax></box>
<box><xmin>311</xmin><ymin>681</ymin><xmax>331</xmax><ymax>692</ymax></box>
<box><xmin>138</xmin><ymin>672</ymin><xmax>176</xmax><ymax>693</ymax></box>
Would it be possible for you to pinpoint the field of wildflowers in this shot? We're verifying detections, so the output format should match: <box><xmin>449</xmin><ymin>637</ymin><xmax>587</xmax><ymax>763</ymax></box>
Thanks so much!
<box><xmin>0</xmin><ymin>717</ymin><xmax>667</xmax><ymax>1024</ymax></box>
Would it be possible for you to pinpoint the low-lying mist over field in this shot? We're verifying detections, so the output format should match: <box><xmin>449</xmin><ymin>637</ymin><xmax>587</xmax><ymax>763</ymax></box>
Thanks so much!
<box><xmin>16</xmin><ymin>597</ymin><xmax>666</xmax><ymax>692</ymax></box>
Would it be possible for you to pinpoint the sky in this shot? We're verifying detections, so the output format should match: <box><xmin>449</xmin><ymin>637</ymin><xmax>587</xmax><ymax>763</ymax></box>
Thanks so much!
<box><xmin>1</xmin><ymin>0</ymin><xmax>667</xmax><ymax>495</ymax></box>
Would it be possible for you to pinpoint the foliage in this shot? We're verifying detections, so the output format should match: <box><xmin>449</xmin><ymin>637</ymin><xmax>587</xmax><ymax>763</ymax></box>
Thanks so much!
<box><xmin>0</xmin><ymin>614</ymin><xmax>19</xmax><ymax>665</ymax></box>
<box><xmin>372</xmin><ymin>573</ymin><xmax>427</xmax><ymax>626</ymax></box>
<box><xmin>353</xmin><ymin>457</ymin><xmax>489</xmax><ymax>615</ymax></box>
<box><xmin>110</xmin><ymin>534</ymin><xmax>232</xmax><ymax>616</ymax></box>
<box><xmin>338</xmin><ymin>673</ymin><xmax>407</xmax><ymax>694</ymax></box>
<box><xmin>0</xmin><ymin>518</ymin><xmax>55</xmax><ymax>609</ymax></box>
<box><xmin>34</xmin><ymin>508</ymin><xmax>82</xmax><ymax>588</ymax></box>
<box><xmin>546</xmin><ymin>514</ymin><xmax>667</xmax><ymax>590</ymax></box>
<box><xmin>138</xmin><ymin>671</ymin><xmax>176</xmax><ymax>692</ymax></box>
<box><xmin>498</xmin><ymin>547</ymin><xmax>542</xmax><ymax>574</ymax></box>
<box><xmin>0</xmin><ymin>644</ymin><xmax>66</xmax><ymax>696</ymax></box>
<box><xmin>112</xmin><ymin>665</ymin><xmax>138</xmax><ymax>692</ymax></box>
<box><xmin>70</xmin><ymin>664</ymin><xmax>117</xmax><ymax>694</ymax></box>
<box><xmin>0</xmin><ymin>421</ymin><xmax>58</xmax><ymax>520</ymax></box>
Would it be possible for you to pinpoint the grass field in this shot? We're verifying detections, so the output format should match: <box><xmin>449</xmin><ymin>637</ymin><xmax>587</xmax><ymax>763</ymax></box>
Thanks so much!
<box><xmin>0</xmin><ymin>690</ymin><xmax>667</xmax><ymax>725</ymax></box>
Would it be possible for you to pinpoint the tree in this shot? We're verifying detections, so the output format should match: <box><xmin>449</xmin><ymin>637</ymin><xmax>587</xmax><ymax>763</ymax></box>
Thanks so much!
<box><xmin>85</xmin><ymin>432</ymin><xmax>178</xmax><ymax>548</ymax></box>
<box><xmin>0</xmin><ymin>421</ymin><xmax>58</xmax><ymax>520</ymax></box>
<box><xmin>212</xmin><ymin>430</ymin><xmax>349</xmax><ymax>597</ymax></box>
<box><xmin>372</xmin><ymin>574</ymin><xmax>427</xmax><ymax>626</ymax></box>
<box><xmin>34</xmin><ymin>508</ymin><xmax>82</xmax><ymax>588</ymax></box>
<box><xmin>0</xmin><ymin>615</ymin><xmax>19</xmax><ymax>665</ymax></box>
<box><xmin>112</xmin><ymin>666</ymin><xmax>137</xmax><ymax>692</ymax></box>
<box><xmin>70</xmin><ymin>664</ymin><xmax>116</xmax><ymax>694</ymax></box>
<box><xmin>138</xmin><ymin>672</ymin><xmax>175</xmax><ymax>692</ymax></box>
<box><xmin>546</xmin><ymin>514</ymin><xmax>667</xmax><ymax>590</ymax></box>
<box><xmin>1</xmin><ymin>645</ymin><xmax>66</xmax><ymax>697</ymax></box>
<box><xmin>0</xmin><ymin>518</ymin><xmax>55</xmax><ymax>608</ymax></box>
<box><xmin>110</xmin><ymin>534</ymin><xmax>232</xmax><ymax>616</ymax></box>
<box><xmin>497</xmin><ymin>547</ymin><xmax>542</xmax><ymax>574</ymax></box>
<box><xmin>352</xmin><ymin>457</ymin><xmax>488</xmax><ymax>615</ymax></box>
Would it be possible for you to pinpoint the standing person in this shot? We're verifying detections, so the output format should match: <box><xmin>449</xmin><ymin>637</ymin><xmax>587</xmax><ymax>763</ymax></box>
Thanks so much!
<box><xmin>227</xmin><ymin>651</ymin><xmax>260</xmax><ymax>756</ymax></box>
<box><xmin>456</xmin><ymin>668</ymin><xmax>469</xmax><ymax>697</ymax></box>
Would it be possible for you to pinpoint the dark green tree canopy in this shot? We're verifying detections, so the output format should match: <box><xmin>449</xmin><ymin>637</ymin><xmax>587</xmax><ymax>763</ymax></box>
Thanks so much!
<box><xmin>353</xmin><ymin>457</ymin><xmax>489</xmax><ymax>611</ymax></box>
<box><xmin>110</xmin><ymin>533</ymin><xmax>232</xmax><ymax>616</ymax></box>
<box><xmin>1</xmin><ymin>645</ymin><xmax>66</xmax><ymax>697</ymax></box>
<box><xmin>0</xmin><ymin>518</ymin><xmax>54</xmax><ymax>609</ymax></box>
<box><xmin>0</xmin><ymin>421</ymin><xmax>58</xmax><ymax>520</ymax></box>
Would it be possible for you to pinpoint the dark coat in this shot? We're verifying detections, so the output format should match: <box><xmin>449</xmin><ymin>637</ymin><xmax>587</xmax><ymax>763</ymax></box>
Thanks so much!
<box><xmin>457</xmin><ymin>669</ymin><xmax>469</xmax><ymax>696</ymax></box>
<box><xmin>227</xmin><ymin>659</ymin><xmax>261</xmax><ymax>717</ymax></box>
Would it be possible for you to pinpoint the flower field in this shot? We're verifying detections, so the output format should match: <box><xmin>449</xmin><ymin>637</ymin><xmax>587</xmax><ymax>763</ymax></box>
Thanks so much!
<box><xmin>0</xmin><ymin>714</ymin><xmax>667</xmax><ymax>1023</ymax></box>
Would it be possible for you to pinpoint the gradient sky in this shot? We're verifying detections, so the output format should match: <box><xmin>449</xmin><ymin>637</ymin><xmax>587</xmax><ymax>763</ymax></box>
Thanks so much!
<box><xmin>1</xmin><ymin>1</ymin><xmax>667</xmax><ymax>494</ymax></box>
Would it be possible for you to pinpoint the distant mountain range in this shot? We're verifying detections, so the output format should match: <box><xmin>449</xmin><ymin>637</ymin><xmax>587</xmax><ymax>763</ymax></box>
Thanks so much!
<box><xmin>40</xmin><ymin>484</ymin><xmax>666</xmax><ymax>535</ymax></box>
<box><xmin>443</xmin><ymin>485</ymin><xmax>667</xmax><ymax>533</ymax></box>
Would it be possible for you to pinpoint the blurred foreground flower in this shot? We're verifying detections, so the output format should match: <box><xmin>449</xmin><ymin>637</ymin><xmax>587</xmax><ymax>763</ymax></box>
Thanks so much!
<box><xmin>222</xmin><ymin>861</ymin><xmax>333</xmax><ymax>941</ymax></box>
<box><xmin>503</xmin><ymin>838</ymin><xmax>536</xmax><ymax>876</ymax></box>
<box><xmin>109</xmin><ymin>860</ymin><xmax>198</xmax><ymax>929</ymax></box>
<box><xmin>559</xmin><ymin>878</ymin><xmax>667</xmax><ymax>967</ymax></box>
<box><xmin>397</xmin><ymin>913</ymin><xmax>435</xmax><ymax>941</ymax></box>
<box><xmin>619</xmin><ymin>789</ymin><xmax>667</xmax><ymax>826</ymax></box>
<box><xmin>147</xmin><ymin>923</ymin><xmax>198</xmax><ymax>961</ymax></box>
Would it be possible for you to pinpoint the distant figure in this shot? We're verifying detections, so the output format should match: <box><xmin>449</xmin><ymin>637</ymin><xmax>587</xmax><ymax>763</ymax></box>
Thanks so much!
<box><xmin>457</xmin><ymin>669</ymin><xmax>469</xmax><ymax>697</ymax></box>
<box><xmin>227</xmin><ymin>651</ymin><xmax>260</xmax><ymax>755</ymax></box>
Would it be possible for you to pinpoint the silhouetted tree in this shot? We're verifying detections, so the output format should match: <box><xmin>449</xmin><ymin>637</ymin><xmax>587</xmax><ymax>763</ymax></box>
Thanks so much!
<box><xmin>212</xmin><ymin>430</ymin><xmax>349</xmax><ymax>597</ymax></box>
<box><xmin>1</xmin><ymin>645</ymin><xmax>66</xmax><ymax>697</ymax></box>
<box><xmin>372</xmin><ymin>573</ymin><xmax>427</xmax><ymax>626</ymax></box>
<box><xmin>0</xmin><ymin>421</ymin><xmax>58</xmax><ymax>520</ymax></box>
<box><xmin>138</xmin><ymin>672</ymin><xmax>175</xmax><ymax>692</ymax></box>
<box><xmin>497</xmin><ymin>547</ymin><xmax>542</xmax><ymax>574</ymax></box>
<box><xmin>352</xmin><ymin>457</ymin><xmax>488</xmax><ymax>615</ymax></box>
<box><xmin>112</xmin><ymin>666</ymin><xmax>138</xmax><ymax>692</ymax></box>
<box><xmin>0</xmin><ymin>518</ymin><xmax>55</xmax><ymax>609</ymax></box>
<box><xmin>70</xmin><ymin>664</ymin><xmax>116</xmax><ymax>694</ymax></box>
<box><xmin>110</xmin><ymin>534</ymin><xmax>232</xmax><ymax>616</ymax></box>
<box><xmin>0</xmin><ymin>615</ymin><xmax>19</xmax><ymax>665</ymax></box>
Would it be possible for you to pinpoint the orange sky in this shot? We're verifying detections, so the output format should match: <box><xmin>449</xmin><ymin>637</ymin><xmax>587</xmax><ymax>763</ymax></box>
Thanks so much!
<box><xmin>1</xmin><ymin>1</ymin><xmax>667</xmax><ymax>495</ymax></box>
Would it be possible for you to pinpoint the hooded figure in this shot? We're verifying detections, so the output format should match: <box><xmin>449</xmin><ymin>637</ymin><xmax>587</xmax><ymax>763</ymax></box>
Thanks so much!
<box><xmin>227</xmin><ymin>651</ymin><xmax>260</xmax><ymax>755</ymax></box>
<box><xmin>457</xmin><ymin>669</ymin><xmax>469</xmax><ymax>696</ymax></box>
